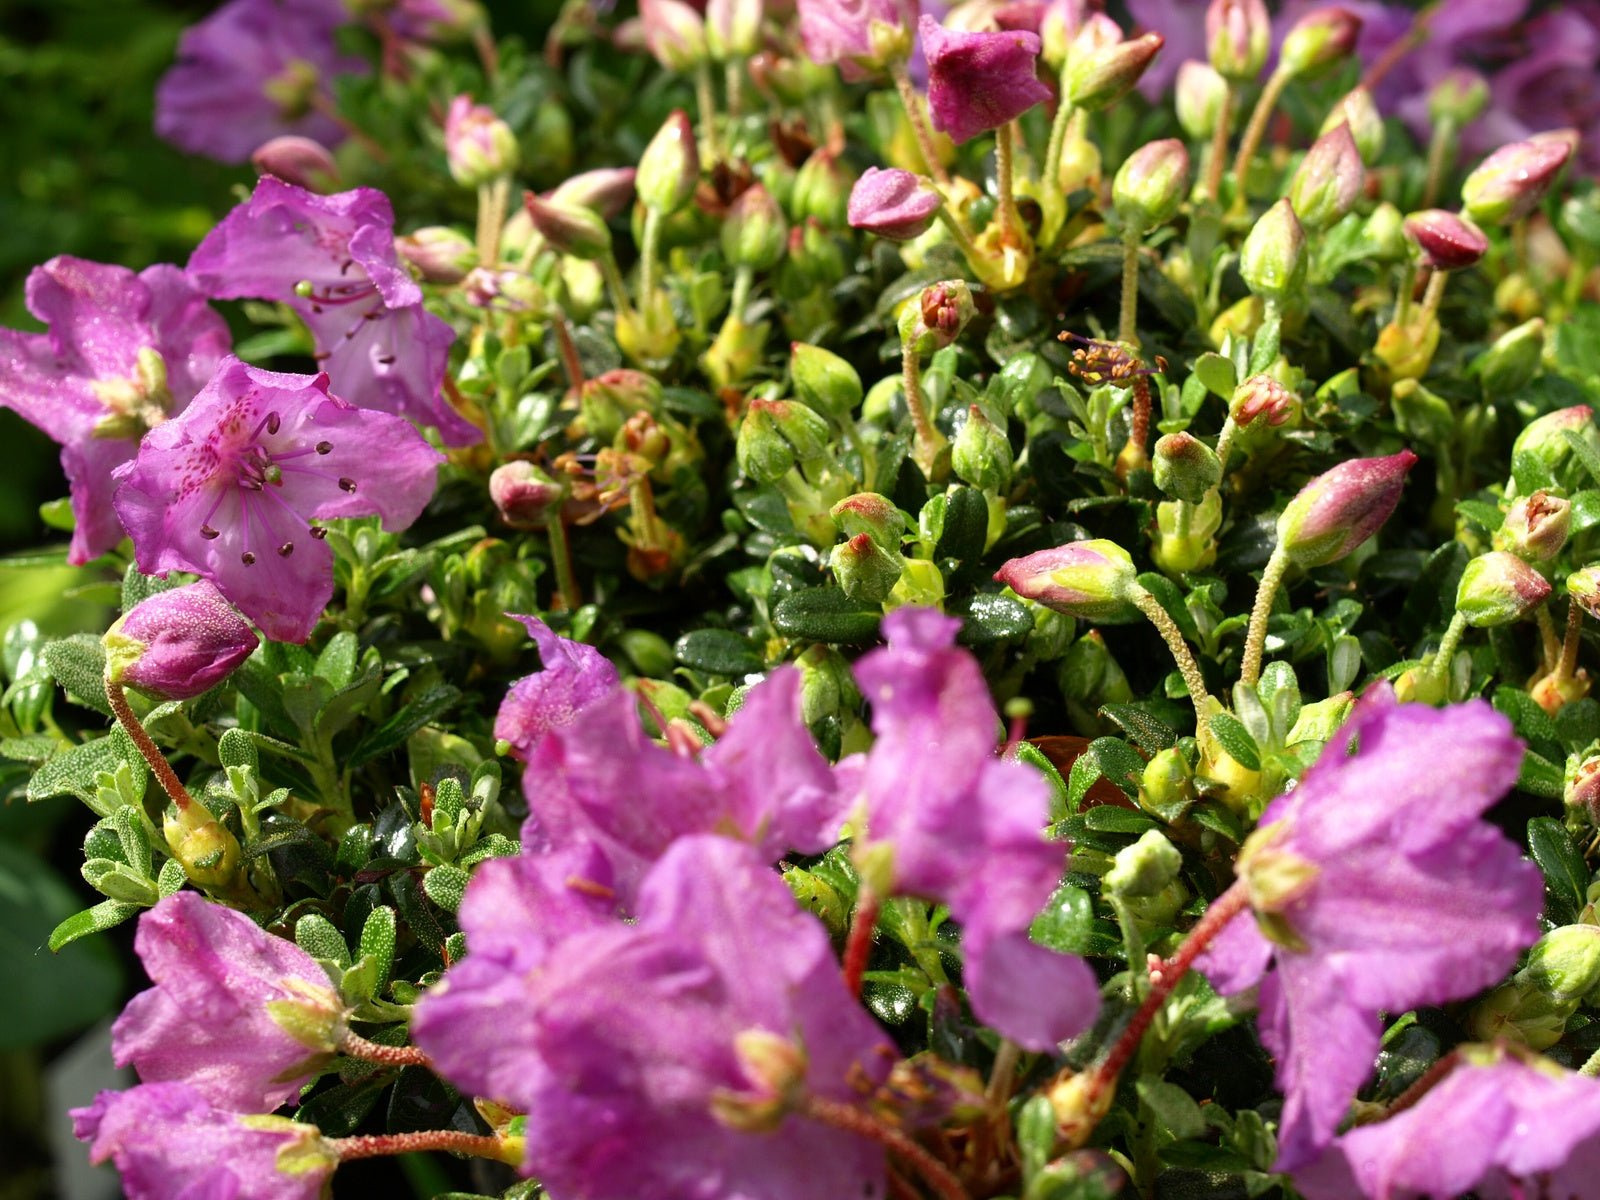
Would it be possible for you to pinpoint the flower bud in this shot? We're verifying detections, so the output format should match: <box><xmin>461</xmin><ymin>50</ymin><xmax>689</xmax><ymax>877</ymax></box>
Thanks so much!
<box><xmin>1514</xmin><ymin>406</ymin><xmax>1598</xmax><ymax>481</ymax></box>
<box><xmin>1139</xmin><ymin>746</ymin><xmax>1197</xmax><ymax>821</ymax></box>
<box><xmin>993</xmin><ymin>539</ymin><xmax>1140</xmax><ymax>622</ymax></box>
<box><xmin>847</xmin><ymin>167</ymin><xmax>942</xmax><ymax>241</ymax></box>
<box><xmin>637</xmin><ymin>111</ymin><xmax>700</xmax><ymax>214</ymax></box>
<box><xmin>1469</xmin><ymin>980</ymin><xmax>1575</xmax><ymax>1050</ymax></box>
<box><xmin>1239</xmin><ymin>199</ymin><xmax>1307</xmax><ymax>299</ymax></box>
<box><xmin>163</xmin><ymin>803</ymin><xmax>244</xmax><ymax>890</ymax></box>
<box><xmin>250</xmin><ymin>135</ymin><xmax>340</xmax><ymax>193</ymax></box>
<box><xmin>1278</xmin><ymin>6</ymin><xmax>1361</xmax><ymax>80</ymax></box>
<box><xmin>1040</xmin><ymin>0</ymin><xmax>1089</xmax><ymax>67</ymax></box>
<box><xmin>792</xmin><ymin>148</ymin><xmax>851</xmax><ymax>227</ymax></box>
<box><xmin>831</xmin><ymin>492</ymin><xmax>905</xmax><ymax>546</ymax></box>
<box><xmin>1288</xmin><ymin>122</ymin><xmax>1364</xmax><ymax>233</ymax></box>
<box><xmin>549</xmin><ymin>168</ymin><xmax>638</xmax><ymax>219</ymax></box>
<box><xmin>1103</xmin><ymin>828</ymin><xmax>1183</xmax><ymax>898</ymax></box>
<box><xmin>830</xmin><ymin>532</ymin><xmax>904</xmax><ymax>604</ymax></box>
<box><xmin>489</xmin><ymin>462</ymin><xmax>566</xmax><ymax>530</ymax></box>
<box><xmin>1568</xmin><ymin>564</ymin><xmax>1600</xmax><ymax>622</ymax></box>
<box><xmin>1390</xmin><ymin>379</ymin><xmax>1454</xmax><ymax>446</ymax></box>
<box><xmin>104</xmin><ymin>582</ymin><xmax>258</xmax><ymax>701</ymax></box>
<box><xmin>1522</xmin><ymin>926</ymin><xmax>1600</xmax><ymax>1004</ymax></box>
<box><xmin>791</xmin><ymin>342</ymin><xmax>863</xmax><ymax>424</ymax></box>
<box><xmin>1462</xmin><ymin>138</ymin><xmax>1572</xmax><ymax>226</ymax></box>
<box><xmin>782</xmin><ymin>218</ymin><xmax>848</xmax><ymax>291</ymax></box>
<box><xmin>736</xmin><ymin>398</ymin><xmax>830</xmax><ymax>483</ymax></box>
<box><xmin>706</xmin><ymin>0</ymin><xmax>762</xmax><ymax>60</ymax></box>
<box><xmin>1403</xmin><ymin>209</ymin><xmax>1488</xmax><ymax>271</ymax></box>
<box><xmin>1152</xmin><ymin>491</ymin><xmax>1222</xmax><ymax>575</ymax></box>
<box><xmin>580</xmin><ymin>369</ymin><xmax>662</xmax><ymax>441</ymax></box>
<box><xmin>1473</xmin><ymin>317</ymin><xmax>1545</xmax><ymax>395</ymax></box>
<box><xmin>524</xmin><ymin>192</ymin><xmax>612</xmax><ymax>260</ymax></box>
<box><xmin>1229</xmin><ymin>374</ymin><xmax>1296</xmax><ymax>427</ymax></box>
<box><xmin>1320</xmin><ymin>86</ymin><xmax>1384</xmax><ymax>165</ymax></box>
<box><xmin>1067</xmin><ymin>28</ymin><xmax>1165</xmax><ymax>111</ymax></box>
<box><xmin>1112</xmin><ymin>138</ymin><xmax>1190</xmax><ymax>232</ymax></box>
<box><xmin>1152</xmin><ymin>431</ymin><xmax>1222</xmax><ymax>503</ymax></box>
<box><xmin>952</xmin><ymin>404</ymin><xmax>1014</xmax><ymax>492</ymax></box>
<box><xmin>795</xmin><ymin>643</ymin><xmax>862</xmax><ymax>728</ymax></box>
<box><xmin>1205</xmin><ymin>0</ymin><xmax>1269</xmax><ymax>81</ymax></box>
<box><xmin>899</xmin><ymin>280</ymin><xmax>977</xmax><ymax>355</ymax></box>
<box><xmin>396</xmin><ymin>226</ymin><xmax>477</xmax><ymax>283</ymax></box>
<box><xmin>1427</xmin><ymin>68</ymin><xmax>1489</xmax><ymax>127</ymax></box>
<box><xmin>1276</xmin><ymin>450</ymin><xmax>1417</xmax><ymax>567</ymax></box>
<box><xmin>922</xmin><ymin>16</ymin><xmax>1051</xmax><ymax>143</ymax></box>
<box><xmin>1494</xmin><ymin>491</ymin><xmax>1571</xmax><ymax>563</ymax></box>
<box><xmin>1455</xmin><ymin>551</ymin><xmax>1553</xmax><ymax>627</ymax></box>
<box><xmin>640</xmin><ymin>0</ymin><xmax>708</xmax><ymax>69</ymax></box>
<box><xmin>1175</xmin><ymin>61</ymin><xmax>1229</xmax><ymax>140</ymax></box>
<box><xmin>1361</xmin><ymin>200</ymin><xmax>1408</xmax><ymax>261</ymax></box>
<box><xmin>722</xmin><ymin>184</ymin><xmax>788</xmax><ymax>270</ymax></box>
<box><xmin>1565</xmin><ymin>751</ymin><xmax>1600</xmax><ymax>824</ymax></box>
<box><xmin>444</xmin><ymin>96</ymin><xmax>518</xmax><ymax>188</ymax></box>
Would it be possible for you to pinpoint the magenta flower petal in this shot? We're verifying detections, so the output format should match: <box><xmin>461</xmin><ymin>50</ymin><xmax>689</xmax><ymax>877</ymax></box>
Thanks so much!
<box><xmin>112</xmin><ymin>357</ymin><xmax>444</xmax><ymax>643</ymax></box>
<box><xmin>110</xmin><ymin>892</ymin><xmax>343</xmax><ymax>1111</ymax></box>
<box><xmin>0</xmin><ymin>257</ymin><xmax>230</xmax><ymax>563</ymax></box>
<box><xmin>73</xmin><ymin>1081</ymin><xmax>336</xmax><ymax>1200</ymax></box>
<box><xmin>798</xmin><ymin>0</ymin><xmax>908</xmax><ymax>74</ymax></box>
<box><xmin>155</xmin><ymin>0</ymin><xmax>368</xmax><ymax>164</ymax></box>
<box><xmin>921</xmin><ymin>15</ymin><xmax>1051</xmax><ymax>143</ymax></box>
<box><xmin>495</xmin><ymin>616</ymin><xmax>621</xmax><ymax>758</ymax></box>
<box><xmin>847</xmin><ymin>166</ymin><xmax>943</xmax><ymax>240</ymax></box>
<box><xmin>106</xmin><ymin>581</ymin><xmax>259</xmax><ymax>700</ymax></box>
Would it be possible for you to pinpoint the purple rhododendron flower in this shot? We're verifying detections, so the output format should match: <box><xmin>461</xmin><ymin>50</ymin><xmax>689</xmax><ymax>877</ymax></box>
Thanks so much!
<box><xmin>846</xmin><ymin>609</ymin><xmax>1099</xmax><ymax>1051</ymax></box>
<box><xmin>495</xmin><ymin>615</ymin><xmax>620</xmax><ymax>758</ymax></box>
<box><xmin>156</xmin><ymin>0</ymin><xmax>368</xmax><ymax>164</ymax></box>
<box><xmin>414</xmin><ymin>834</ymin><xmax>892</xmax><ymax>1198</ymax></box>
<box><xmin>798</xmin><ymin>0</ymin><xmax>909</xmax><ymax>76</ymax></box>
<box><xmin>0</xmin><ymin>256</ymin><xmax>230</xmax><ymax>564</ymax></box>
<box><xmin>1294</xmin><ymin>1050</ymin><xmax>1600</xmax><ymax>1200</ymax></box>
<box><xmin>188</xmin><ymin>178</ymin><xmax>480</xmax><ymax>445</ymax></box>
<box><xmin>111</xmin><ymin>892</ymin><xmax>345</xmax><ymax>1110</ymax></box>
<box><xmin>1475</xmin><ymin>5</ymin><xmax>1600</xmax><ymax>170</ymax></box>
<box><xmin>112</xmin><ymin>357</ymin><xmax>444</xmax><ymax>643</ymax></box>
<box><xmin>73</xmin><ymin>1081</ymin><xmax>337</xmax><ymax>1200</ymax></box>
<box><xmin>105</xmin><ymin>581</ymin><xmax>259</xmax><ymax>700</ymax></box>
<box><xmin>921</xmin><ymin>15</ymin><xmax>1052</xmax><ymax>144</ymax></box>
<box><xmin>1196</xmin><ymin>685</ymin><xmax>1543</xmax><ymax>1169</ymax></box>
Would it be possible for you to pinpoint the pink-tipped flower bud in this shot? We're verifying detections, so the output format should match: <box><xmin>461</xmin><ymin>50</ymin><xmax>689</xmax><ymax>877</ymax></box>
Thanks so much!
<box><xmin>1403</xmin><ymin>209</ymin><xmax>1488</xmax><ymax>271</ymax></box>
<box><xmin>1240</xmin><ymin>198</ymin><xmax>1307</xmax><ymax>299</ymax></box>
<box><xmin>1427</xmin><ymin>68</ymin><xmax>1489</xmax><ymax>127</ymax></box>
<box><xmin>899</xmin><ymin>280</ymin><xmax>977</xmax><ymax>354</ymax></box>
<box><xmin>831</xmin><ymin>492</ymin><xmax>906</xmax><ymax>546</ymax></box>
<box><xmin>1040</xmin><ymin>0</ymin><xmax>1091</xmax><ymax>67</ymax></box>
<box><xmin>637</xmin><ymin>111</ymin><xmax>699</xmax><ymax>215</ymax></box>
<box><xmin>1276</xmin><ymin>450</ymin><xmax>1417</xmax><ymax>566</ymax></box>
<box><xmin>1568</xmin><ymin>564</ymin><xmax>1600</xmax><ymax>622</ymax></box>
<box><xmin>796</xmin><ymin>0</ymin><xmax>910</xmax><ymax>76</ymax></box>
<box><xmin>1113</xmin><ymin>138</ymin><xmax>1191</xmax><ymax>231</ymax></box>
<box><xmin>523</xmin><ymin>191</ymin><xmax>612</xmax><ymax>260</ymax></box>
<box><xmin>1230</xmin><ymin>374</ymin><xmax>1297</xmax><ymax>426</ymax></box>
<box><xmin>792</xmin><ymin>148</ymin><xmax>852</xmax><ymax>227</ymax></box>
<box><xmin>1278</xmin><ymin>6</ymin><xmax>1361</xmax><ymax>80</ymax></box>
<box><xmin>489</xmin><ymin>462</ymin><xmax>567</xmax><ymax>530</ymax></box>
<box><xmin>1205</xmin><ymin>0</ymin><xmax>1269</xmax><ymax>81</ymax></box>
<box><xmin>250</xmin><ymin>136</ymin><xmax>340</xmax><ymax>193</ymax></box>
<box><xmin>1152</xmin><ymin>431</ymin><xmax>1223</xmax><ymax>503</ymax></box>
<box><xmin>994</xmin><ymin>539</ymin><xmax>1140</xmax><ymax>622</ymax></box>
<box><xmin>706</xmin><ymin>0</ymin><xmax>763</xmax><ymax>61</ymax></box>
<box><xmin>444</xmin><ymin>96</ymin><xmax>518</xmax><ymax>188</ymax></box>
<box><xmin>722</xmin><ymin>183</ymin><xmax>788</xmax><ymax>270</ymax></box>
<box><xmin>1289</xmin><ymin>122</ymin><xmax>1364</xmax><ymax>232</ymax></box>
<box><xmin>922</xmin><ymin>15</ymin><xmax>1051</xmax><ymax>144</ymax></box>
<box><xmin>1462</xmin><ymin>139</ymin><xmax>1572</xmax><ymax>226</ymax></box>
<box><xmin>830</xmin><ymin>532</ymin><xmax>904</xmax><ymax>604</ymax></box>
<box><xmin>1494</xmin><ymin>491</ymin><xmax>1572</xmax><ymax>563</ymax></box>
<box><xmin>1320</xmin><ymin>86</ymin><xmax>1384</xmax><ymax>165</ymax></box>
<box><xmin>1565</xmin><ymin>751</ymin><xmax>1600</xmax><ymax>825</ymax></box>
<box><xmin>847</xmin><ymin>167</ymin><xmax>943</xmax><ymax>241</ymax></box>
<box><xmin>1456</xmin><ymin>551</ymin><xmax>1553</xmax><ymax>627</ymax></box>
<box><xmin>1067</xmin><ymin>28</ymin><xmax>1164</xmax><ymax>111</ymax></box>
<box><xmin>640</xmin><ymin>0</ymin><xmax>708</xmax><ymax>69</ymax></box>
<box><xmin>1176</xmin><ymin>61</ymin><xmax>1229</xmax><ymax>140</ymax></box>
<box><xmin>951</xmin><ymin>404</ymin><xmax>1014</xmax><ymax>492</ymax></box>
<box><xmin>396</xmin><ymin>226</ymin><xmax>477</xmax><ymax>284</ymax></box>
<box><xmin>103</xmin><ymin>582</ymin><xmax>258</xmax><ymax>701</ymax></box>
<box><xmin>1515</xmin><ymin>405</ymin><xmax>1599</xmax><ymax>480</ymax></box>
<box><xmin>549</xmin><ymin>167</ymin><xmax>638</xmax><ymax>221</ymax></box>
<box><xmin>737</xmin><ymin>398</ymin><xmax>831</xmax><ymax>483</ymax></box>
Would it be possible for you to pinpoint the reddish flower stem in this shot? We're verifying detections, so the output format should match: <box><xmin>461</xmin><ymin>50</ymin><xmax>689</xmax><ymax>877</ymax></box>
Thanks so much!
<box><xmin>106</xmin><ymin>678</ymin><xmax>196</xmax><ymax>813</ymax></box>
<box><xmin>340</xmin><ymin>1030</ymin><xmax>432</xmax><ymax>1069</ymax></box>
<box><xmin>332</xmin><ymin>1130</ymin><xmax>510</xmax><ymax>1162</ymax></box>
<box><xmin>842</xmin><ymin>884</ymin><xmax>881</xmax><ymax>999</ymax></box>
<box><xmin>800</xmin><ymin>1095</ymin><xmax>971</xmax><ymax>1200</ymax></box>
<box><xmin>1086</xmin><ymin>880</ymin><xmax>1250</xmax><ymax>1099</ymax></box>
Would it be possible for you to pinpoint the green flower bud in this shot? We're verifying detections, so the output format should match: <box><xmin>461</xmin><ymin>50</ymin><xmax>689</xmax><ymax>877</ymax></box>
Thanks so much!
<box><xmin>1059</xmin><ymin>629</ymin><xmax>1134</xmax><ymax>727</ymax></box>
<box><xmin>887</xmin><ymin>555</ymin><xmax>946</xmax><ymax>609</ymax></box>
<box><xmin>1113</xmin><ymin>138</ymin><xmax>1191</xmax><ymax>231</ymax></box>
<box><xmin>579</xmin><ymin>368</ymin><xmax>662</xmax><ymax>441</ymax></box>
<box><xmin>1472</xmin><ymin>317</ymin><xmax>1545</xmax><ymax>395</ymax></box>
<box><xmin>1456</xmin><ymin>551</ymin><xmax>1553</xmax><ymax>627</ymax></box>
<box><xmin>1494</xmin><ymin>490</ymin><xmax>1571</xmax><ymax>562</ymax></box>
<box><xmin>1567</xmin><ymin>563</ymin><xmax>1600</xmax><ymax>622</ymax></box>
<box><xmin>1463</xmin><ymin>138</ymin><xmax>1572</xmax><ymax>226</ymax></box>
<box><xmin>1564</xmin><ymin>750</ymin><xmax>1600</xmax><ymax>825</ymax></box>
<box><xmin>1278</xmin><ymin>6</ymin><xmax>1361</xmax><ymax>80</ymax></box>
<box><xmin>993</xmin><ymin>539</ymin><xmax>1140</xmax><ymax>622</ymax></box>
<box><xmin>791</xmin><ymin>148</ymin><xmax>851</xmax><ymax>228</ymax></box>
<box><xmin>795</xmin><ymin>644</ymin><xmax>862</xmax><ymax>728</ymax></box>
<box><xmin>1320</xmin><ymin>86</ymin><xmax>1384</xmax><ymax>165</ymax></box>
<box><xmin>163</xmin><ymin>803</ymin><xmax>244</xmax><ymax>891</ymax></box>
<box><xmin>705</xmin><ymin>0</ymin><xmax>761</xmax><ymax>61</ymax></box>
<box><xmin>488</xmin><ymin>462</ymin><xmax>566</xmax><ymax>529</ymax></box>
<box><xmin>830</xmin><ymin>532</ymin><xmax>904</xmax><ymax>604</ymax></box>
<box><xmin>1522</xmin><ymin>926</ymin><xmax>1600</xmax><ymax>1004</ymax></box>
<box><xmin>1390</xmin><ymin>379</ymin><xmax>1455</xmax><ymax>446</ymax></box>
<box><xmin>1285</xmin><ymin>691</ymin><xmax>1354</xmax><ymax>745</ymax></box>
<box><xmin>1514</xmin><ymin>405</ymin><xmax>1599</xmax><ymax>483</ymax></box>
<box><xmin>637</xmin><ymin>110</ymin><xmax>699</xmax><ymax>214</ymax></box>
<box><xmin>1104</xmin><ymin>829</ymin><xmax>1183</xmax><ymax>898</ymax></box>
<box><xmin>640</xmin><ymin>0</ymin><xmax>708</xmax><ymax>70</ymax></box>
<box><xmin>1427</xmin><ymin>67</ymin><xmax>1489</xmax><ymax>127</ymax></box>
<box><xmin>1361</xmin><ymin>201</ymin><xmax>1409</xmax><ymax>262</ymax></box>
<box><xmin>722</xmin><ymin>184</ymin><xmax>788</xmax><ymax>271</ymax></box>
<box><xmin>736</xmin><ymin>397</ymin><xmax>830</xmax><ymax>484</ymax></box>
<box><xmin>1067</xmin><ymin>25</ymin><xmax>1165</xmax><ymax>111</ymax></box>
<box><xmin>782</xmin><ymin>219</ymin><xmax>847</xmax><ymax>291</ymax></box>
<box><xmin>1239</xmin><ymin>199</ymin><xmax>1307</xmax><ymax>300</ymax></box>
<box><xmin>700</xmin><ymin>314</ymin><xmax>768</xmax><ymax>391</ymax></box>
<box><xmin>1175</xmin><ymin>61</ymin><xmax>1229</xmax><ymax>140</ymax></box>
<box><xmin>1152</xmin><ymin>431</ymin><xmax>1222</xmax><ymax>503</ymax></box>
<box><xmin>1139</xmin><ymin>746</ymin><xmax>1197</xmax><ymax>821</ymax></box>
<box><xmin>831</xmin><ymin>492</ymin><xmax>905</xmax><ymax>547</ymax></box>
<box><xmin>1277</xmin><ymin>450</ymin><xmax>1417</xmax><ymax>567</ymax></box>
<box><xmin>791</xmin><ymin>342</ymin><xmax>863</xmax><ymax>424</ymax></box>
<box><xmin>1151</xmin><ymin>491</ymin><xmax>1223</xmax><ymax>575</ymax></box>
<box><xmin>899</xmin><ymin>280</ymin><xmax>976</xmax><ymax>355</ymax></box>
<box><xmin>396</xmin><ymin>226</ymin><xmax>478</xmax><ymax>283</ymax></box>
<box><xmin>951</xmin><ymin>405</ymin><xmax>1014</xmax><ymax>493</ymax></box>
<box><xmin>1206</xmin><ymin>0</ymin><xmax>1270</xmax><ymax>81</ymax></box>
<box><xmin>1469</xmin><ymin>980</ymin><xmax>1575</xmax><ymax>1050</ymax></box>
<box><xmin>523</xmin><ymin>192</ymin><xmax>611</xmax><ymax>260</ymax></box>
<box><xmin>1288</xmin><ymin>122</ymin><xmax>1364</xmax><ymax>233</ymax></box>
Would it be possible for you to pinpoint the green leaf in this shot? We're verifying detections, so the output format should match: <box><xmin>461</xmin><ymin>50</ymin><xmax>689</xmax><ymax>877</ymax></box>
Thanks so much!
<box><xmin>296</xmin><ymin>912</ymin><xmax>352</xmax><ymax>970</ymax></box>
<box><xmin>315</xmin><ymin>631</ymin><xmax>360</xmax><ymax>690</ymax></box>
<box><xmin>422</xmin><ymin>863</ymin><xmax>470</xmax><ymax>913</ymax></box>
<box><xmin>1204</xmin><ymin>712</ymin><xmax>1262</xmax><ymax>771</ymax></box>
<box><xmin>951</xmin><ymin>593</ymin><xmax>1033</xmax><ymax>645</ymax></box>
<box><xmin>1528</xmin><ymin>816</ymin><xmax>1589</xmax><ymax>914</ymax></box>
<box><xmin>933</xmin><ymin>486</ymin><xmax>987</xmax><ymax>565</ymax></box>
<box><xmin>1192</xmin><ymin>352</ymin><xmax>1237</xmax><ymax>398</ymax></box>
<box><xmin>217</xmin><ymin>727</ymin><xmax>259</xmax><ymax>771</ymax></box>
<box><xmin>1098</xmin><ymin>704</ymin><xmax>1177</xmax><ymax>754</ymax></box>
<box><xmin>1029</xmin><ymin>884</ymin><xmax>1120</xmax><ymax>957</ymax></box>
<box><xmin>1087</xmin><ymin>736</ymin><xmax>1145</xmax><ymax>796</ymax></box>
<box><xmin>1564</xmin><ymin>428</ymin><xmax>1600</xmax><ymax>487</ymax></box>
<box><xmin>1015</xmin><ymin>741</ymin><xmax>1071</xmax><ymax>822</ymax></box>
<box><xmin>349</xmin><ymin>685</ymin><xmax>463</xmax><ymax>768</ymax></box>
<box><xmin>27</xmin><ymin>737</ymin><xmax>118</xmax><ymax>806</ymax></box>
<box><xmin>1066</xmin><ymin>753</ymin><xmax>1102</xmax><ymax>814</ymax></box>
<box><xmin>1136</xmin><ymin>1078</ymin><xmax>1208</xmax><ymax>1141</ymax></box>
<box><xmin>44</xmin><ymin>894</ymin><xmax>141</xmax><ymax>956</ymax></box>
<box><xmin>1517</xmin><ymin>751</ymin><xmax>1564</xmax><ymax>800</ymax></box>
<box><xmin>1016</xmin><ymin>1095</ymin><xmax>1058</xmax><ymax>1181</ymax></box>
<box><xmin>42</xmin><ymin>635</ymin><xmax>110</xmax><ymax>715</ymax></box>
<box><xmin>1083</xmin><ymin>806</ymin><xmax>1159</xmax><ymax>834</ymax></box>
<box><xmin>673</xmin><ymin>629</ymin><xmax>765</xmax><ymax>677</ymax></box>
<box><xmin>358</xmin><ymin>905</ymin><xmax>397</xmax><ymax>994</ymax></box>
<box><xmin>771</xmin><ymin>588</ymin><xmax>882</xmax><ymax>644</ymax></box>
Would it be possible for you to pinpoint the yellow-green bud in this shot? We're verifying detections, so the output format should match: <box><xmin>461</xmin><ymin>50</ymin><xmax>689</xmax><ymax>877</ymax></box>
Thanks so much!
<box><xmin>1473</xmin><ymin>317</ymin><xmax>1545</xmax><ymax>395</ymax></box>
<box><xmin>1104</xmin><ymin>829</ymin><xmax>1183</xmax><ymax>897</ymax></box>
<box><xmin>722</xmin><ymin>184</ymin><xmax>788</xmax><ymax>271</ymax></box>
<box><xmin>1522</xmin><ymin>926</ymin><xmax>1600</xmax><ymax>1004</ymax></box>
<box><xmin>1175</xmin><ymin>61</ymin><xmax>1229</xmax><ymax>140</ymax></box>
<box><xmin>1113</xmin><ymin>138</ymin><xmax>1190</xmax><ymax>231</ymax></box>
<box><xmin>951</xmin><ymin>405</ymin><xmax>1014</xmax><ymax>493</ymax></box>
<box><xmin>1455</xmin><ymin>551</ymin><xmax>1553</xmax><ymax>627</ymax></box>
<box><xmin>1278</xmin><ymin>7</ymin><xmax>1361</xmax><ymax>80</ymax></box>
<box><xmin>831</xmin><ymin>492</ymin><xmax>906</xmax><ymax>547</ymax></box>
<box><xmin>1152</xmin><ymin>431</ymin><xmax>1222</xmax><ymax>503</ymax></box>
<box><xmin>831</xmin><ymin>533</ymin><xmax>904</xmax><ymax>604</ymax></box>
<box><xmin>791</xmin><ymin>342</ymin><xmax>863</xmax><ymax>424</ymax></box>
<box><xmin>736</xmin><ymin>397</ymin><xmax>830</xmax><ymax>483</ymax></box>
<box><xmin>1239</xmin><ymin>199</ymin><xmax>1306</xmax><ymax>300</ymax></box>
<box><xmin>1494</xmin><ymin>490</ymin><xmax>1571</xmax><ymax>562</ymax></box>
<box><xmin>1321</xmin><ymin>86</ymin><xmax>1384</xmax><ymax>165</ymax></box>
<box><xmin>637</xmin><ymin>110</ymin><xmax>699</xmax><ymax>214</ymax></box>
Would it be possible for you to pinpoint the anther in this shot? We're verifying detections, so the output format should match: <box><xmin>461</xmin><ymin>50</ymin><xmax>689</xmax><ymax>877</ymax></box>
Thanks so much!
<box><xmin>338</xmin><ymin>478</ymin><xmax>357</xmax><ymax>493</ymax></box>
<box><xmin>241</xmin><ymin>551</ymin><xmax>257</xmax><ymax>565</ymax></box>
<box><xmin>265</xmin><ymin>412</ymin><xmax>281</xmax><ymax>434</ymax></box>
<box><xmin>310</xmin><ymin>527</ymin><xmax>329</xmax><ymax>540</ymax></box>
<box><xmin>278</xmin><ymin>541</ymin><xmax>294</xmax><ymax>557</ymax></box>
<box><xmin>200</xmin><ymin>525</ymin><xmax>220</xmax><ymax>540</ymax></box>
<box><xmin>316</xmin><ymin>441</ymin><xmax>332</xmax><ymax>455</ymax></box>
